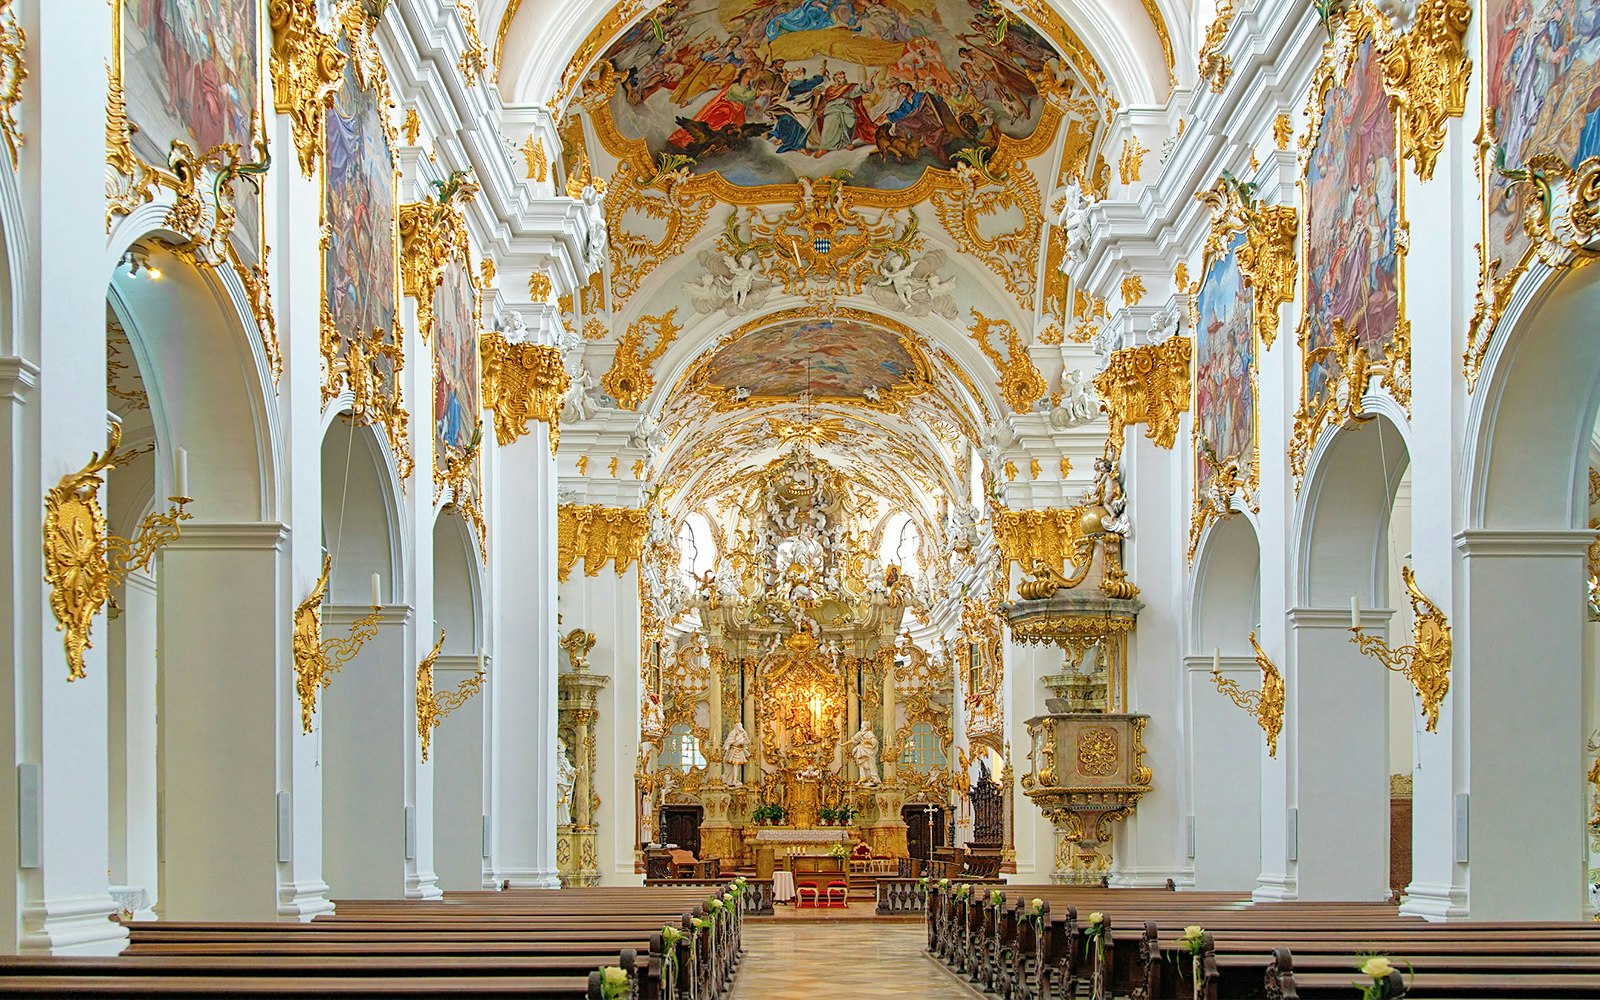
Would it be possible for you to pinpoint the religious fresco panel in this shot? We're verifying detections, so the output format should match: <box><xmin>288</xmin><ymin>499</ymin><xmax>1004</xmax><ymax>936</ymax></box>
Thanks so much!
<box><xmin>698</xmin><ymin>318</ymin><xmax>919</xmax><ymax>400</ymax></box>
<box><xmin>1302</xmin><ymin>33</ymin><xmax>1401</xmax><ymax>409</ymax></box>
<box><xmin>433</xmin><ymin>256</ymin><xmax>480</xmax><ymax>481</ymax></box>
<box><xmin>322</xmin><ymin>36</ymin><xmax>398</xmax><ymax>384</ymax></box>
<box><xmin>122</xmin><ymin>0</ymin><xmax>262</xmax><ymax>260</ymax></box>
<box><xmin>598</xmin><ymin>0</ymin><xmax>1060</xmax><ymax>190</ymax></box>
<box><xmin>1484</xmin><ymin>0</ymin><xmax>1600</xmax><ymax>287</ymax></box>
<box><xmin>1194</xmin><ymin>232</ymin><xmax>1254</xmax><ymax>493</ymax></box>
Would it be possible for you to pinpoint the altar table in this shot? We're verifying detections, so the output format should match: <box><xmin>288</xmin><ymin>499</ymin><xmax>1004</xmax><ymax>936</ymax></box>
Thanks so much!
<box><xmin>744</xmin><ymin>827</ymin><xmax>855</xmax><ymax>864</ymax></box>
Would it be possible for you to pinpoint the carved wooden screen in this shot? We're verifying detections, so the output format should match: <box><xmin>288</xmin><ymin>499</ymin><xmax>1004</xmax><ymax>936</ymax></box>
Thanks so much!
<box><xmin>969</xmin><ymin>762</ymin><xmax>1003</xmax><ymax>849</ymax></box>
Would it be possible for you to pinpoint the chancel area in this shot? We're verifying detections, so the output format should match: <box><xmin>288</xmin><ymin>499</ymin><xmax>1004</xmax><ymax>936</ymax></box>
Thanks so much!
<box><xmin>4</xmin><ymin>0</ymin><xmax>1600</xmax><ymax>995</ymax></box>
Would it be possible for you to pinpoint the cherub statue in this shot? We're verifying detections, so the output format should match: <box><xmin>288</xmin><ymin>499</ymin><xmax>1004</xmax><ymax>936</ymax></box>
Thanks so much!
<box><xmin>640</xmin><ymin>692</ymin><xmax>665</xmax><ymax>751</ymax></box>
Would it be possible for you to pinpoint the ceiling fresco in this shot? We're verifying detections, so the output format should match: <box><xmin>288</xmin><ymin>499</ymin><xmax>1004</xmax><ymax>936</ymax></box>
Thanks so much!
<box><xmin>596</xmin><ymin>0</ymin><xmax>1069</xmax><ymax>190</ymax></box>
<box><xmin>687</xmin><ymin>315</ymin><xmax>930</xmax><ymax>406</ymax></box>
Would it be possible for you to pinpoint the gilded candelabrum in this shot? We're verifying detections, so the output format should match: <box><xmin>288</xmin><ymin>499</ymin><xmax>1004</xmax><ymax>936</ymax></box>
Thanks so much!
<box><xmin>416</xmin><ymin>628</ymin><xmax>487</xmax><ymax>763</ymax></box>
<box><xmin>1350</xmin><ymin>565</ymin><xmax>1452</xmax><ymax>732</ymax></box>
<box><xmin>291</xmin><ymin>554</ymin><xmax>383</xmax><ymax>734</ymax></box>
<box><xmin>43</xmin><ymin>424</ymin><xmax>192</xmax><ymax>681</ymax></box>
<box><xmin>1209</xmin><ymin>631</ymin><xmax>1285</xmax><ymax>757</ymax></box>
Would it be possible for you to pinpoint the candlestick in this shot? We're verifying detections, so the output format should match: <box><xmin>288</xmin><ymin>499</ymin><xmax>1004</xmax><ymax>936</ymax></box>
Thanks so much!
<box><xmin>371</xmin><ymin>572</ymin><xmax>382</xmax><ymax>608</ymax></box>
<box><xmin>174</xmin><ymin>448</ymin><xmax>188</xmax><ymax>498</ymax></box>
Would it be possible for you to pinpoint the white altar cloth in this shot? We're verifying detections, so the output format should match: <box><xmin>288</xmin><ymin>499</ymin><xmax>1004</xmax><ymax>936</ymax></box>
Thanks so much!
<box><xmin>751</xmin><ymin>827</ymin><xmax>852</xmax><ymax>844</ymax></box>
<box><xmin>772</xmin><ymin>870</ymin><xmax>796</xmax><ymax>903</ymax></box>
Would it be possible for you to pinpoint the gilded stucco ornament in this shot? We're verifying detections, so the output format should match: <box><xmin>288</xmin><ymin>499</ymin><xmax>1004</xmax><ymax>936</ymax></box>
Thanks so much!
<box><xmin>1380</xmin><ymin>0</ymin><xmax>1471</xmax><ymax>182</ymax></box>
<box><xmin>438</xmin><ymin>423</ymin><xmax>486</xmax><ymax>558</ymax></box>
<box><xmin>557</xmin><ymin>504</ymin><xmax>649</xmax><ymax>582</ymax></box>
<box><xmin>1118</xmin><ymin>136</ymin><xmax>1147</xmax><ymax>185</ymax></box>
<box><xmin>601</xmin><ymin>309</ymin><xmax>679</xmax><ymax>410</ymax></box>
<box><xmin>454</xmin><ymin>0</ymin><xmax>489</xmax><ymax>80</ymax></box>
<box><xmin>416</xmin><ymin>628</ymin><xmax>486</xmax><ymax>764</ymax></box>
<box><xmin>1209</xmin><ymin>631</ymin><xmax>1285</xmax><ymax>757</ymax></box>
<box><xmin>969</xmin><ymin>310</ymin><xmax>1047</xmax><ymax>414</ymax></box>
<box><xmin>480</xmin><ymin>334</ymin><xmax>569</xmax><ymax>450</ymax></box>
<box><xmin>1197</xmin><ymin>0</ymin><xmax>1235</xmax><ymax>91</ymax></box>
<box><xmin>930</xmin><ymin>154</ymin><xmax>1043</xmax><ymax>309</ymax></box>
<box><xmin>0</xmin><ymin>0</ymin><xmax>23</xmax><ymax>170</ymax></box>
<box><xmin>321</xmin><ymin>307</ymin><xmax>414</xmax><ymax>481</ymax></box>
<box><xmin>269</xmin><ymin>0</ymin><xmax>347</xmax><ymax>178</ymax></box>
<box><xmin>521</xmin><ymin>135</ymin><xmax>548</xmax><ymax>181</ymax></box>
<box><xmin>105</xmin><ymin>62</ymin><xmax>158</xmax><ymax>224</ymax></box>
<box><xmin>399</xmin><ymin>171</ymin><xmax>477</xmax><ymax>343</ymax></box>
<box><xmin>1351</xmin><ymin>565</ymin><xmax>1452</xmax><ymax>732</ymax></box>
<box><xmin>1094</xmin><ymin>338</ymin><xmax>1192</xmax><ymax>450</ymax></box>
<box><xmin>43</xmin><ymin>423</ymin><xmax>192</xmax><ymax>681</ymax></box>
<box><xmin>608</xmin><ymin>157</ymin><xmax>717</xmax><ymax>309</ymax></box>
<box><xmin>292</xmin><ymin>554</ymin><xmax>383</xmax><ymax>734</ymax></box>
<box><xmin>1195</xmin><ymin>174</ymin><xmax>1299</xmax><ymax>351</ymax></box>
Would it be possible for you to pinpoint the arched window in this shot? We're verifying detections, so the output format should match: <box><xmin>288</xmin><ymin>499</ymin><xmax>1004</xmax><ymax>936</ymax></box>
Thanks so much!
<box><xmin>898</xmin><ymin>721</ymin><xmax>946</xmax><ymax>773</ymax></box>
<box><xmin>879</xmin><ymin>512</ymin><xmax>921</xmax><ymax>577</ymax></box>
<box><xmin>676</xmin><ymin>512</ymin><xmax>716</xmax><ymax>582</ymax></box>
<box><xmin>661</xmin><ymin>723</ymin><xmax>705</xmax><ymax>772</ymax></box>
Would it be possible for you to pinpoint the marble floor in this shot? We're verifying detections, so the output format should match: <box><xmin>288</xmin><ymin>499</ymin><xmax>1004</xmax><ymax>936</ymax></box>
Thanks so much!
<box><xmin>730</xmin><ymin>921</ymin><xmax>980</xmax><ymax>999</ymax></box>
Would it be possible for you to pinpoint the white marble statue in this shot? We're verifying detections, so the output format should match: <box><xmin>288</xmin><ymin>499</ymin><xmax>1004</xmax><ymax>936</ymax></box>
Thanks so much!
<box><xmin>869</xmin><ymin>249</ymin><xmax>959</xmax><ymax>319</ymax></box>
<box><xmin>1056</xmin><ymin>179</ymin><xmax>1092</xmax><ymax>266</ymax></box>
<box><xmin>849</xmin><ymin>721</ymin><xmax>881</xmax><ymax>786</ymax></box>
<box><xmin>556</xmin><ymin>737</ymin><xmax>577</xmax><ymax>822</ymax></box>
<box><xmin>562</xmin><ymin>366</ymin><xmax>600</xmax><ymax>422</ymax></box>
<box><xmin>580</xmin><ymin>182</ymin><xmax>608</xmax><ymax>273</ymax></box>
<box><xmin>721</xmin><ymin>723</ymin><xmax>750</xmax><ymax>786</ymax></box>
<box><xmin>640</xmin><ymin>692</ymin><xmax>665</xmax><ymax>752</ymax></box>
<box><xmin>685</xmin><ymin>249</ymin><xmax>773</xmax><ymax>315</ymax></box>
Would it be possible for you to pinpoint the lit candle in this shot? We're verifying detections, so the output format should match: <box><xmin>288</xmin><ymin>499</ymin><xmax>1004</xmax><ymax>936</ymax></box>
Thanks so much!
<box><xmin>1350</xmin><ymin>595</ymin><xmax>1360</xmax><ymax>630</ymax></box>
<box><xmin>1212</xmin><ymin>647</ymin><xmax>1221</xmax><ymax>674</ymax></box>
<box><xmin>371</xmin><ymin>572</ymin><xmax>382</xmax><ymax>608</ymax></box>
<box><xmin>174</xmin><ymin>448</ymin><xmax>188</xmax><ymax>498</ymax></box>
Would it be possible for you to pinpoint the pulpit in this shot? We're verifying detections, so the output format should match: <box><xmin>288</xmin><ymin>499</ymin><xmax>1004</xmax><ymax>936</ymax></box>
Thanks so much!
<box><xmin>1022</xmin><ymin>711</ymin><xmax>1152</xmax><ymax>883</ymax></box>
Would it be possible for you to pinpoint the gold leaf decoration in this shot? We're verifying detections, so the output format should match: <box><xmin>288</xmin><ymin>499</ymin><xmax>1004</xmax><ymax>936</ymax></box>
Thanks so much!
<box><xmin>606</xmin><ymin>158</ymin><xmax>717</xmax><ymax>309</ymax></box>
<box><xmin>399</xmin><ymin>175</ymin><xmax>476</xmax><ymax>344</ymax></box>
<box><xmin>557</xmin><ymin>504</ymin><xmax>648</xmax><ymax>582</ymax></box>
<box><xmin>1380</xmin><ymin>0</ymin><xmax>1471</xmax><ymax>183</ymax></box>
<box><xmin>931</xmin><ymin>154</ymin><xmax>1043</xmax><ymax>309</ymax></box>
<box><xmin>601</xmin><ymin>309</ymin><xmax>678</xmax><ymax>410</ymax></box>
<box><xmin>1197</xmin><ymin>0</ymin><xmax>1235</xmax><ymax>92</ymax></box>
<box><xmin>969</xmin><ymin>309</ymin><xmax>1047</xmax><ymax>414</ymax></box>
<box><xmin>269</xmin><ymin>0</ymin><xmax>348</xmax><ymax>178</ymax></box>
<box><xmin>480</xmin><ymin>334</ymin><xmax>569</xmax><ymax>451</ymax></box>
<box><xmin>1094</xmin><ymin>337</ymin><xmax>1191</xmax><ymax>450</ymax></box>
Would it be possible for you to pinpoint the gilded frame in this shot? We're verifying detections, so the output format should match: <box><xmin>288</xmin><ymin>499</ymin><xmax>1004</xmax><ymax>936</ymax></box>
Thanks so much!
<box><xmin>106</xmin><ymin>0</ymin><xmax>277</xmax><ymax>374</ymax></box>
<box><xmin>679</xmin><ymin>307</ymin><xmax>935</xmax><ymax>414</ymax></box>
<box><xmin>1290</xmin><ymin>6</ymin><xmax>1410</xmax><ymax>484</ymax></box>
<box><xmin>319</xmin><ymin>9</ymin><xmax>411</xmax><ymax>482</ymax></box>
<box><xmin>430</xmin><ymin>252</ymin><xmax>486</xmax><ymax>555</ymax></box>
<box><xmin>1188</xmin><ymin>201</ymin><xmax>1261</xmax><ymax>562</ymax></box>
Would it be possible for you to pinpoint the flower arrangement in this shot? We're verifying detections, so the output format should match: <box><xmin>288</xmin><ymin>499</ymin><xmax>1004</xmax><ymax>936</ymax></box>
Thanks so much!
<box><xmin>989</xmin><ymin>888</ymin><xmax>1007</xmax><ymax>909</ymax></box>
<box><xmin>828</xmin><ymin>842</ymin><xmax>848</xmax><ymax>861</ymax></box>
<box><xmin>598</xmin><ymin>966</ymin><xmax>630</xmax><ymax>1000</ymax></box>
<box><xmin>1083</xmin><ymin>911</ymin><xmax>1108</xmax><ymax>993</ymax></box>
<box><xmin>1356</xmin><ymin>953</ymin><xmax>1408</xmax><ymax>999</ymax></box>
<box><xmin>659</xmin><ymin>925</ymin><xmax>684</xmax><ymax>984</ymax></box>
<box><xmin>954</xmin><ymin>883</ymin><xmax>972</xmax><ymax>901</ymax></box>
<box><xmin>1020</xmin><ymin>897</ymin><xmax>1045</xmax><ymax>926</ymax></box>
<box><xmin>1168</xmin><ymin>924</ymin><xmax>1208</xmax><ymax>1000</ymax></box>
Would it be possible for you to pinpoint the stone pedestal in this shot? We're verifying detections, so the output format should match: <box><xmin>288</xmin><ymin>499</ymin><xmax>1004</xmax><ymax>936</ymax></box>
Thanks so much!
<box><xmin>698</xmin><ymin>783</ymin><xmax>739</xmax><ymax>866</ymax></box>
<box><xmin>556</xmin><ymin>642</ymin><xmax>607</xmax><ymax>887</ymax></box>
<box><xmin>556</xmin><ymin>825</ymin><xmax>598</xmax><ymax>886</ymax></box>
<box><xmin>1021</xmin><ymin>712</ymin><xmax>1152</xmax><ymax>884</ymax></box>
<box><xmin>862</xmin><ymin>784</ymin><xmax>909</xmax><ymax>858</ymax></box>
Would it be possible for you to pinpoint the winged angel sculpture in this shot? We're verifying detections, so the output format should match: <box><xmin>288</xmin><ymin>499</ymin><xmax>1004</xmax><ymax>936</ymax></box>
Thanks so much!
<box><xmin>870</xmin><ymin>249</ymin><xmax>958</xmax><ymax>319</ymax></box>
<box><xmin>685</xmin><ymin>249</ymin><xmax>774</xmax><ymax>315</ymax></box>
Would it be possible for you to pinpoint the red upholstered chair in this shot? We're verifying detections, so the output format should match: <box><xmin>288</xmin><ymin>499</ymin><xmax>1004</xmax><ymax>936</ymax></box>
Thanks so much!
<box><xmin>825</xmin><ymin>879</ymin><xmax>848</xmax><ymax>908</ymax></box>
<box><xmin>796</xmin><ymin>881</ymin><xmax>819</xmax><ymax>908</ymax></box>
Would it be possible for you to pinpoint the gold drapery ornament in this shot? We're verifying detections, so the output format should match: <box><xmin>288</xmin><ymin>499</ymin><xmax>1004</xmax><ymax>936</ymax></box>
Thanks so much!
<box><xmin>1380</xmin><ymin>0</ymin><xmax>1471</xmax><ymax>182</ymax></box>
<box><xmin>43</xmin><ymin>423</ymin><xmax>193</xmax><ymax>681</ymax></box>
<box><xmin>1118</xmin><ymin>136</ymin><xmax>1146</xmax><ymax>185</ymax></box>
<box><xmin>1209</xmin><ymin>632</ymin><xmax>1285</xmax><ymax>757</ymax></box>
<box><xmin>321</xmin><ymin>308</ymin><xmax>414</xmax><ymax>482</ymax></box>
<box><xmin>1351</xmin><ymin>565</ymin><xmax>1452</xmax><ymax>732</ymax></box>
<box><xmin>416</xmin><ymin>629</ymin><xmax>486</xmax><ymax>763</ymax></box>
<box><xmin>1120</xmin><ymin>274</ymin><xmax>1146</xmax><ymax>307</ymax></box>
<box><xmin>291</xmin><ymin>554</ymin><xmax>382</xmax><ymax>734</ymax></box>
<box><xmin>1273</xmin><ymin>113</ymin><xmax>1294</xmax><ymax>149</ymax></box>
<box><xmin>601</xmin><ymin>308</ymin><xmax>678</xmax><ymax>410</ymax></box>
<box><xmin>969</xmin><ymin>310</ymin><xmax>1048</xmax><ymax>414</ymax></box>
<box><xmin>269</xmin><ymin>0</ymin><xmax>347</xmax><ymax>178</ymax></box>
<box><xmin>1197</xmin><ymin>0</ymin><xmax>1235</xmax><ymax>91</ymax></box>
<box><xmin>1094</xmin><ymin>337</ymin><xmax>1192</xmax><ymax>450</ymax></box>
<box><xmin>995</xmin><ymin>508</ymin><xmax>1092</xmax><ymax>581</ymax></box>
<box><xmin>557</xmin><ymin>504</ymin><xmax>648</xmax><ymax>582</ymax></box>
<box><xmin>399</xmin><ymin>173</ymin><xmax>476</xmax><ymax>342</ymax></box>
<box><xmin>401</xmin><ymin>108</ymin><xmax>420</xmax><ymax>146</ymax></box>
<box><xmin>480</xmin><ymin>334</ymin><xmax>569</xmax><ymax>450</ymax></box>
<box><xmin>528</xmin><ymin>271</ymin><xmax>552</xmax><ymax>302</ymax></box>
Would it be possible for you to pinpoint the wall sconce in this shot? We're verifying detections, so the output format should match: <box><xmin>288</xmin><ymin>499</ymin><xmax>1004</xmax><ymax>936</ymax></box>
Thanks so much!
<box><xmin>1209</xmin><ymin>631</ymin><xmax>1285</xmax><ymax>757</ymax></box>
<box><xmin>291</xmin><ymin>554</ymin><xmax>383</xmax><ymax>733</ymax></box>
<box><xmin>416</xmin><ymin>631</ymin><xmax>487</xmax><ymax>763</ymax></box>
<box><xmin>120</xmin><ymin>247</ymin><xmax>162</xmax><ymax>279</ymax></box>
<box><xmin>1349</xmin><ymin>565</ymin><xmax>1451</xmax><ymax>732</ymax></box>
<box><xmin>43</xmin><ymin>426</ymin><xmax>192</xmax><ymax>681</ymax></box>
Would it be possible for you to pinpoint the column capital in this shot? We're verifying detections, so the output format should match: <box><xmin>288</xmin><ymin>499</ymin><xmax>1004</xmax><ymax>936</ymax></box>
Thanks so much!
<box><xmin>1454</xmin><ymin>528</ymin><xmax>1594</xmax><ymax>558</ymax></box>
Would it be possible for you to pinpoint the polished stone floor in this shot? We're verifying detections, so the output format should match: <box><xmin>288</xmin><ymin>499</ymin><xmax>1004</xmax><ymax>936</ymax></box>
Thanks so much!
<box><xmin>730</xmin><ymin>921</ymin><xmax>979</xmax><ymax>999</ymax></box>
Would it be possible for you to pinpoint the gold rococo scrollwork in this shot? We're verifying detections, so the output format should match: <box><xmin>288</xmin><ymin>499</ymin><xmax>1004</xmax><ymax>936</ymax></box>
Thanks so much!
<box><xmin>292</xmin><ymin>554</ymin><xmax>383</xmax><ymax>734</ymax></box>
<box><xmin>269</xmin><ymin>0</ymin><xmax>347</xmax><ymax>178</ymax></box>
<box><xmin>480</xmin><ymin>335</ymin><xmax>569</xmax><ymax>451</ymax></box>
<box><xmin>1350</xmin><ymin>565</ymin><xmax>1451</xmax><ymax>732</ymax></box>
<box><xmin>969</xmin><ymin>310</ymin><xmax>1048</xmax><ymax>414</ymax></box>
<box><xmin>606</xmin><ymin>158</ymin><xmax>717</xmax><ymax>309</ymax></box>
<box><xmin>930</xmin><ymin>154</ymin><xmax>1043</xmax><ymax>309</ymax></box>
<box><xmin>0</xmin><ymin>0</ymin><xmax>24</xmax><ymax>170</ymax></box>
<box><xmin>1380</xmin><ymin>0</ymin><xmax>1472</xmax><ymax>183</ymax></box>
<box><xmin>43</xmin><ymin>423</ymin><xmax>192</xmax><ymax>681</ymax></box>
<box><xmin>1209</xmin><ymin>631</ymin><xmax>1285</xmax><ymax>757</ymax></box>
<box><xmin>1094</xmin><ymin>337</ymin><xmax>1192</xmax><ymax>450</ymax></box>
<box><xmin>416</xmin><ymin>628</ymin><xmax>487</xmax><ymax>764</ymax></box>
<box><xmin>557</xmin><ymin>504</ymin><xmax>648</xmax><ymax>582</ymax></box>
<box><xmin>399</xmin><ymin>173</ymin><xmax>477</xmax><ymax>344</ymax></box>
<box><xmin>1197</xmin><ymin>0</ymin><xmax>1235</xmax><ymax>92</ymax></box>
<box><xmin>601</xmin><ymin>308</ymin><xmax>679</xmax><ymax>410</ymax></box>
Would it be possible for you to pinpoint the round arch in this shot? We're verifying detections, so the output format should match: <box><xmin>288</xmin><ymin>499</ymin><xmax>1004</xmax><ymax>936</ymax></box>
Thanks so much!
<box><xmin>433</xmin><ymin>507</ymin><xmax>484</xmax><ymax>652</ymax></box>
<box><xmin>319</xmin><ymin>415</ymin><xmax>405</xmax><ymax>605</ymax></box>
<box><xmin>1295</xmin><ymin>413</ymin><xmax>1411</xmax><ymax>609</ymax></box>
<box><xmin>1191</xmin><ymin>512</ymin><xmax>1261</xmax><ymax>655</ymax></box>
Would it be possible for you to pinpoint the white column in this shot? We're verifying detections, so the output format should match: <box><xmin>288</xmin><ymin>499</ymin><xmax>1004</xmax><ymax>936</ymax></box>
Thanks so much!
<box><xmin>1452</xmin><ymin>531</ymin><xmax>1589</xmax><ymax>919</ymax></box>
<box><xmin>1186</xmin><ymin>655</ymin><xmax>1262</xmax><ymax>890</ymax></box>
<box><xmin>488</xmin><ymin>423</ymin><xmax>561</xmax><ymax>887</ymax></box>
<box><xmin>107</xmin><ymin>571</ymin><xmax>158</xmax><ymax>915</ymax></box>
<box><xmin>13</xmin><ymin>0</ymin><xmax>123</xmax><ymax>954</ymax></box>
<box><xmin>321</xmin><ymin>604</ymin><xmax>420</xmax><ymax>899</ymax></box>
<box><xmin>157</xmin><ymin>525</ymin><xmax>291</xmax><ymax>919</ymax></box>
<box><xmin>432</xmin><ymin>653</ymin><xmax>487</xmax><ymax>890</ymax></box>
<box><xmin>1281</xmin><ymin>608</ymin><xmax>1391</xmax><ymax>900</ymax></box>
<box><xmin>1008</xmin><ymin>641</ymin><xmax>1056</xmax><ymax>882</ymax></box>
